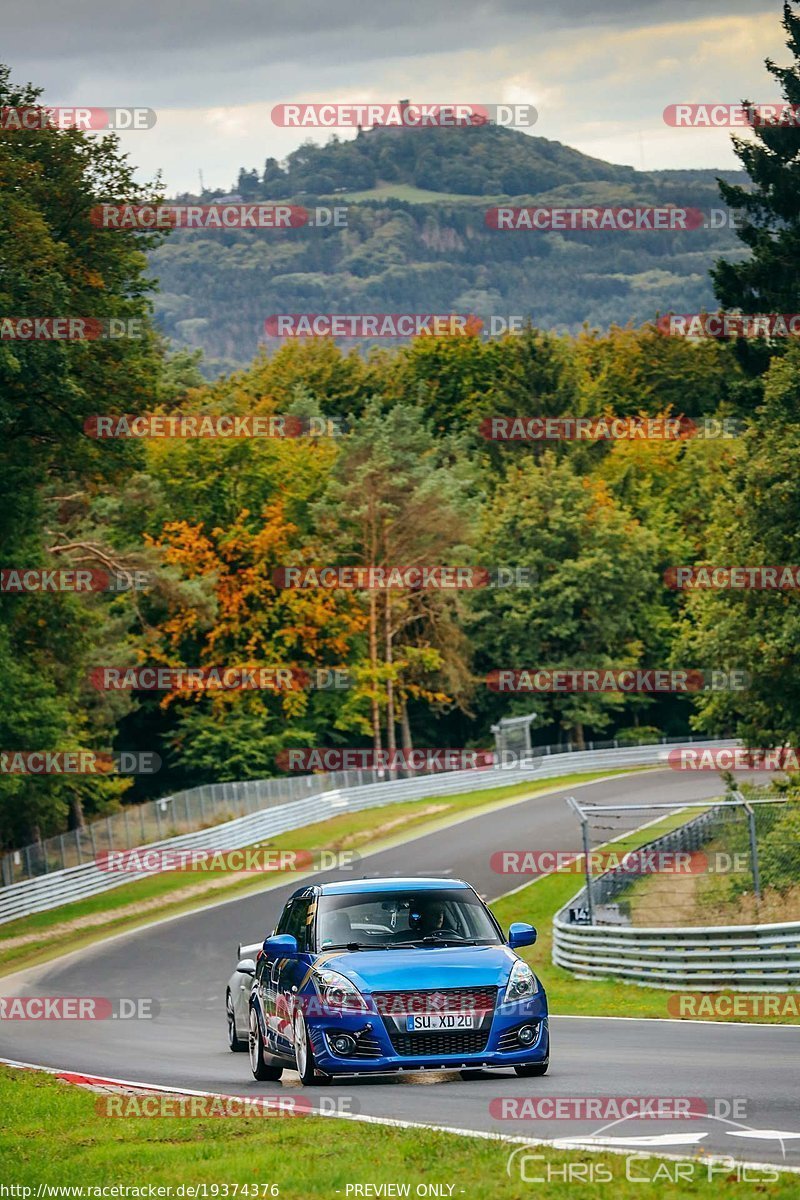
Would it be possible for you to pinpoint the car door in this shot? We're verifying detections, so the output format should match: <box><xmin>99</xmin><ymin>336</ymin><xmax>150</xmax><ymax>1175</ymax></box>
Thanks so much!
<box><xmin>262</xmin><ymin>896</ymin><xmax>314</xmax><ymax>1055</ymax></box>
<box><xmin>256</xmin><ymin>902</ymin><xmax>292</xmax><ymax>1052</ymax></box>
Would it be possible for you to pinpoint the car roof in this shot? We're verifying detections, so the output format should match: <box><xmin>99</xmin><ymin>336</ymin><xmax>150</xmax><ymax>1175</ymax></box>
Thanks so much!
<box><xmin>290</xmin><ymin>877</ymin><xmax>470</xmax><ymax>899</ymax></box>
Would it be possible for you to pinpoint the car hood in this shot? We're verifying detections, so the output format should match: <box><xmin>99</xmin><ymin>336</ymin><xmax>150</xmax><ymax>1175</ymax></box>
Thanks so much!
<box><xmin>315</xmin><ymin>944</ymin><xmax>521</xmax><ymax>992</ymax></box>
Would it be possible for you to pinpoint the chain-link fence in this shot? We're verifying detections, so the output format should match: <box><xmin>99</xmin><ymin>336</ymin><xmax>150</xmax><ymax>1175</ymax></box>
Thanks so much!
<box><xmin>564</xmin><ymin>793</ymin><xmax>796</xmax><ymax>928</ymax></box>
<box><xmin>0</xmin><ymin>770</ymin><xmax>368</xmax><ymax>885</ymax></box>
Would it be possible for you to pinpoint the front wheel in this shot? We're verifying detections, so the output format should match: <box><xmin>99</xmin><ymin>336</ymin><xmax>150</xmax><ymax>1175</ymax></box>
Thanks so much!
<box><xmin>249</xmin><ymin>1008</ymin><xmax>284</xmax><ymax>1081</ymax></box>
<box><xmin>293</xmin><ymin>1009</ymin><xmax>328</xmax><ymax>1085</ymax></box>
<box><xmin>515</xmin><ymin>1059</ymin><xmax>549</xmax><ymax>1077</ymax></box>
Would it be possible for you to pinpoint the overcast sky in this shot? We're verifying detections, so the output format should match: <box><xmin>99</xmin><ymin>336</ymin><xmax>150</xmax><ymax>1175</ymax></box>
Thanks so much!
<box><xmin>3</xmin><ymin>0</ymin><xmax>790</xmax><ymax>192</ymax></box>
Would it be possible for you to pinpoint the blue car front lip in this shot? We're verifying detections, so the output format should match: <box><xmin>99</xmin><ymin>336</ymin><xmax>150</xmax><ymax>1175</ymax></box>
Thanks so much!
<box><xmin>314</xmin><ymin>1027</ymin><xmax>549</xmax><ymax>1075</ymax></box>
<box><xmin>307</xmin><ymin>995</ymin><xmax>549</xmax><ymax>1075</ymax></box>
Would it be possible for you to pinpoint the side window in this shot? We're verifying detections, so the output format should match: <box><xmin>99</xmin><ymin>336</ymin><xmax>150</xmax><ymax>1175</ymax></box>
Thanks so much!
<box><xmin>275</xmin><ymin>902</ymin><xmax>293</xmax><ymax>936</ymax></box>
<box><xmin>283</xmin><ymin>897</ymin><xmax>312</xmax><ymax>951</ymax></box>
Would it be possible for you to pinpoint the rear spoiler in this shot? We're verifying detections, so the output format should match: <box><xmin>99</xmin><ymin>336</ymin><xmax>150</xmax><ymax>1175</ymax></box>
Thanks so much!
<box><xmin>237</xmin><ymin>941</ymin><xmax>262</xmax><ymax>959</ymax></box>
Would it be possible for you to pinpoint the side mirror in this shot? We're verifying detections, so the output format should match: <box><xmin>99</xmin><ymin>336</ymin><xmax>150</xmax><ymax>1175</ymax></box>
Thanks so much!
<box><xmin>236</xmin><ymin>958</ymin><xmax>256</xmax><ymax>976</ymax></box>
<box><xmin>262</xmin><ymin>933</ymin><xmax>298</xmax><ymax>957</ymax></box>
<box><xmin>508</xmin><ymin>921</ymin><xmax>537</xmax><ymax>949</ymax></box>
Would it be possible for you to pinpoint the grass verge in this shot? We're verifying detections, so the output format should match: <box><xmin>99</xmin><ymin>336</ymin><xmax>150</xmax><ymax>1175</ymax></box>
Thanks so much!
<box><xmin>0</xmin><ymin>1066</ymin><xmax>793</xmax><ymax>1197</ymax></box>
<box><xmin>0</xmin><ymin>768</ymin><xmax>650</xmax><ymax>978</ymax></box>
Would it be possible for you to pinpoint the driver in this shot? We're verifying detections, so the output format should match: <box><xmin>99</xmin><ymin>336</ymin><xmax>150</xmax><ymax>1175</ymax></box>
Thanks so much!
<box><xmin>412</xmin><ymin>898</ymin><xmax>451</xmax><ymax>936</ymax></box>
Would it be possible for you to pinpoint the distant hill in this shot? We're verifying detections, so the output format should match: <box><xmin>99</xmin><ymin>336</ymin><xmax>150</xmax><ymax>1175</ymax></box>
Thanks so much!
<box><xmin>149</xmin><ymin>126</ymin><xmax>749</xmax><ymax>375</ymax></box>
<box><xmin>235</xmin><ymin>124</ymin><xmax>641</xmax><ymax>199</ymax></box>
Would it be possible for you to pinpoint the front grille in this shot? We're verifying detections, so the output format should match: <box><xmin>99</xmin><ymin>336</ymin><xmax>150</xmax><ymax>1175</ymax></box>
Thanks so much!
<box><xmin>497</xmin><ymin>1022</ymin><xmax>540</xmax><ymax>1053</ymax></box>
<box><xmin>372</xmin><ymin>986</ymin><xmax>498</xmax><ymax>1016</ymax></box>
<box><xmin>390</xmin><ymin>1030</ymin><xmax>490</xmax><ymax>1057</ymax></box>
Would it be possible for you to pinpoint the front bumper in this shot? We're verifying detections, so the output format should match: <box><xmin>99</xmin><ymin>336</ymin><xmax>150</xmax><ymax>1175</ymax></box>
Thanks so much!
<box><xmin>307</xmin><ymin>994</ymin><xmax>549</xmax><ymax>1075</ymax></box>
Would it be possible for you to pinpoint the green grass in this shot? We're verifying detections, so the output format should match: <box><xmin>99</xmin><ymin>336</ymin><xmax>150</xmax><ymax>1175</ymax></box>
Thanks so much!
<box><xmin>490</xmin><ymin>808</ymin><xmax>800</xmax><ymax>1025</ymax></box>
<box><xmin>0</xmin><ymin>768</ymin><xmax>649</xmax><ymax>978</ymax></box>
<box><xmin>0</xmin><ymin>1066</ymin><xmax>794</xmax><ymax>1197</ymax></box>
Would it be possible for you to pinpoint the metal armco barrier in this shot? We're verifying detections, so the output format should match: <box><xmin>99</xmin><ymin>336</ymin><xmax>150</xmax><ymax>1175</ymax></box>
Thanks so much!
<box><xmin>553</xmin><ymin>803</ymin><xmax>800</xmax><ymax>991</ymax></box>
<box><xmin>0</xmin><ymin>739</ymin><xmax>731</xmax><ymax>925</ymax></box>
<box><xmin>552</xmin><ymin>917</ymin><xmax>800</xmax><ymax>991</ymax></box>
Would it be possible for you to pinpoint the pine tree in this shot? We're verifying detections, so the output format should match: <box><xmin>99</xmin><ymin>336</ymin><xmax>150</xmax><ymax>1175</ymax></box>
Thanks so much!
<box><xmin>713</xmin><ymin>2</ymin><xmax>800</xmax><ymax>312</ymax></box>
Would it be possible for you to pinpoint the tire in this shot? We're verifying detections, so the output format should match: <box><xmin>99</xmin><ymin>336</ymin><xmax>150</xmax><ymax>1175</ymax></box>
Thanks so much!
<box><xmin>226</xmin><ymin>991</ymin><xmax>247</xmax><ymax>1052</ymax></box>
<box><xmin>515</xmin><ymin>1059</ymin><xmax>549</xmax><ymax>1077</ymax></box>
<box><xmin>293</xmin><ymin>1009</ymin><xmax>327</xmax><ymax>1085</ymax></box>
<box><xmin>249</xmin><ymin>1007</ymin><xmax>284</xmax><ymax>1081</ymax></box>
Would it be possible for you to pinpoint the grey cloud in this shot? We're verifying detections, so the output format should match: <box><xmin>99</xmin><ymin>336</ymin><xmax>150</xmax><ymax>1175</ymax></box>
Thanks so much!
<box><xmin>3</xmin><ymin>0</ymin><xmax>782</xmax><ymax>110</ymax></box>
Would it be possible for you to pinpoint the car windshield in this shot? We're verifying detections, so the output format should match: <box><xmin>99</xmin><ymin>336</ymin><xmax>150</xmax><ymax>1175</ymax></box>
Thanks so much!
<box><xmin>315</xmin><ymin>888</ymin><xmax>502</xmax><ymax>951</ymax></box>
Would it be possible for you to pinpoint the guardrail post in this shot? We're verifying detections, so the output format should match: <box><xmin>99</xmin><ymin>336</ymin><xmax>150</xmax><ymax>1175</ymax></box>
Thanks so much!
<box><xmin>581</xmin><ymin>814</ymin><xmax>595</xmax><ymax>924</ymax></box>
<box><xmin>744</xmin><ymin>801</ymin><xmax>761</xmax><ymax>900</ymax></box>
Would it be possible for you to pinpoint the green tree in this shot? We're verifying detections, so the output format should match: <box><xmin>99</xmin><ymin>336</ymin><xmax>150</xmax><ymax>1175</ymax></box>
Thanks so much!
<box><xmin>315</xmin><ymin>402</ymin><xmax>475</xmax><ymax>761</ymax></box>
<box><xmin>713</xmin><ymin>2</ymin><xmax>800</xmax><ymax>314</ymax></box>
<box><xmin>470</xmin><ymin>453</ymin><xmax>662</xmax><ymax>747</ymax></box>
<box><xmin>675</xmin><ymin>347</ymin><xmax>800</xmax><ymax>746</ymax></box>
<box><xmin>0</xmin><ymin>64</ymin><xmax>166</xmax><ymax>844</ymax></box>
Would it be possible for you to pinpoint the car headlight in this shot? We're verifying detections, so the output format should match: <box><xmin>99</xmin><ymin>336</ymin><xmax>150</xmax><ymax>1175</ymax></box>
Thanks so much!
<box><xmin>313</xmin><ymin>968</ymin><xmax>368</xmax><ymax>1011</ymax></box>
<box><xmin>503</xmin><ymin>959</ymin><xmax>538</xmax><ymax>1005</ymax></box>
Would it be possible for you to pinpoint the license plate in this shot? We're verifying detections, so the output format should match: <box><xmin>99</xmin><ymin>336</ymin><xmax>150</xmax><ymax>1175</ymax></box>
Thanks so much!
<box><xmin>406</xmin><ymin>1013</ymin><xmax>478</xmax><ymax>1031</ymax></box>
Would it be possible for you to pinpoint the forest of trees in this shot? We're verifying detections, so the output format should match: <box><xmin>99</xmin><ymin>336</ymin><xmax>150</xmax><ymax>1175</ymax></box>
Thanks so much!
<box><xmin>2</xmin><ymin>2</ymin><xmax>800</xmax><ymax>850</ymax></box>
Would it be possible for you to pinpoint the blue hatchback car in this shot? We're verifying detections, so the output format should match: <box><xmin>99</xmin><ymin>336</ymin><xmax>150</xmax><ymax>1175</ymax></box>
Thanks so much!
<box><xmin>246</xmin><ymin>877</ymin><xmax>549</xmax><ymax>1084</ymax></box>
